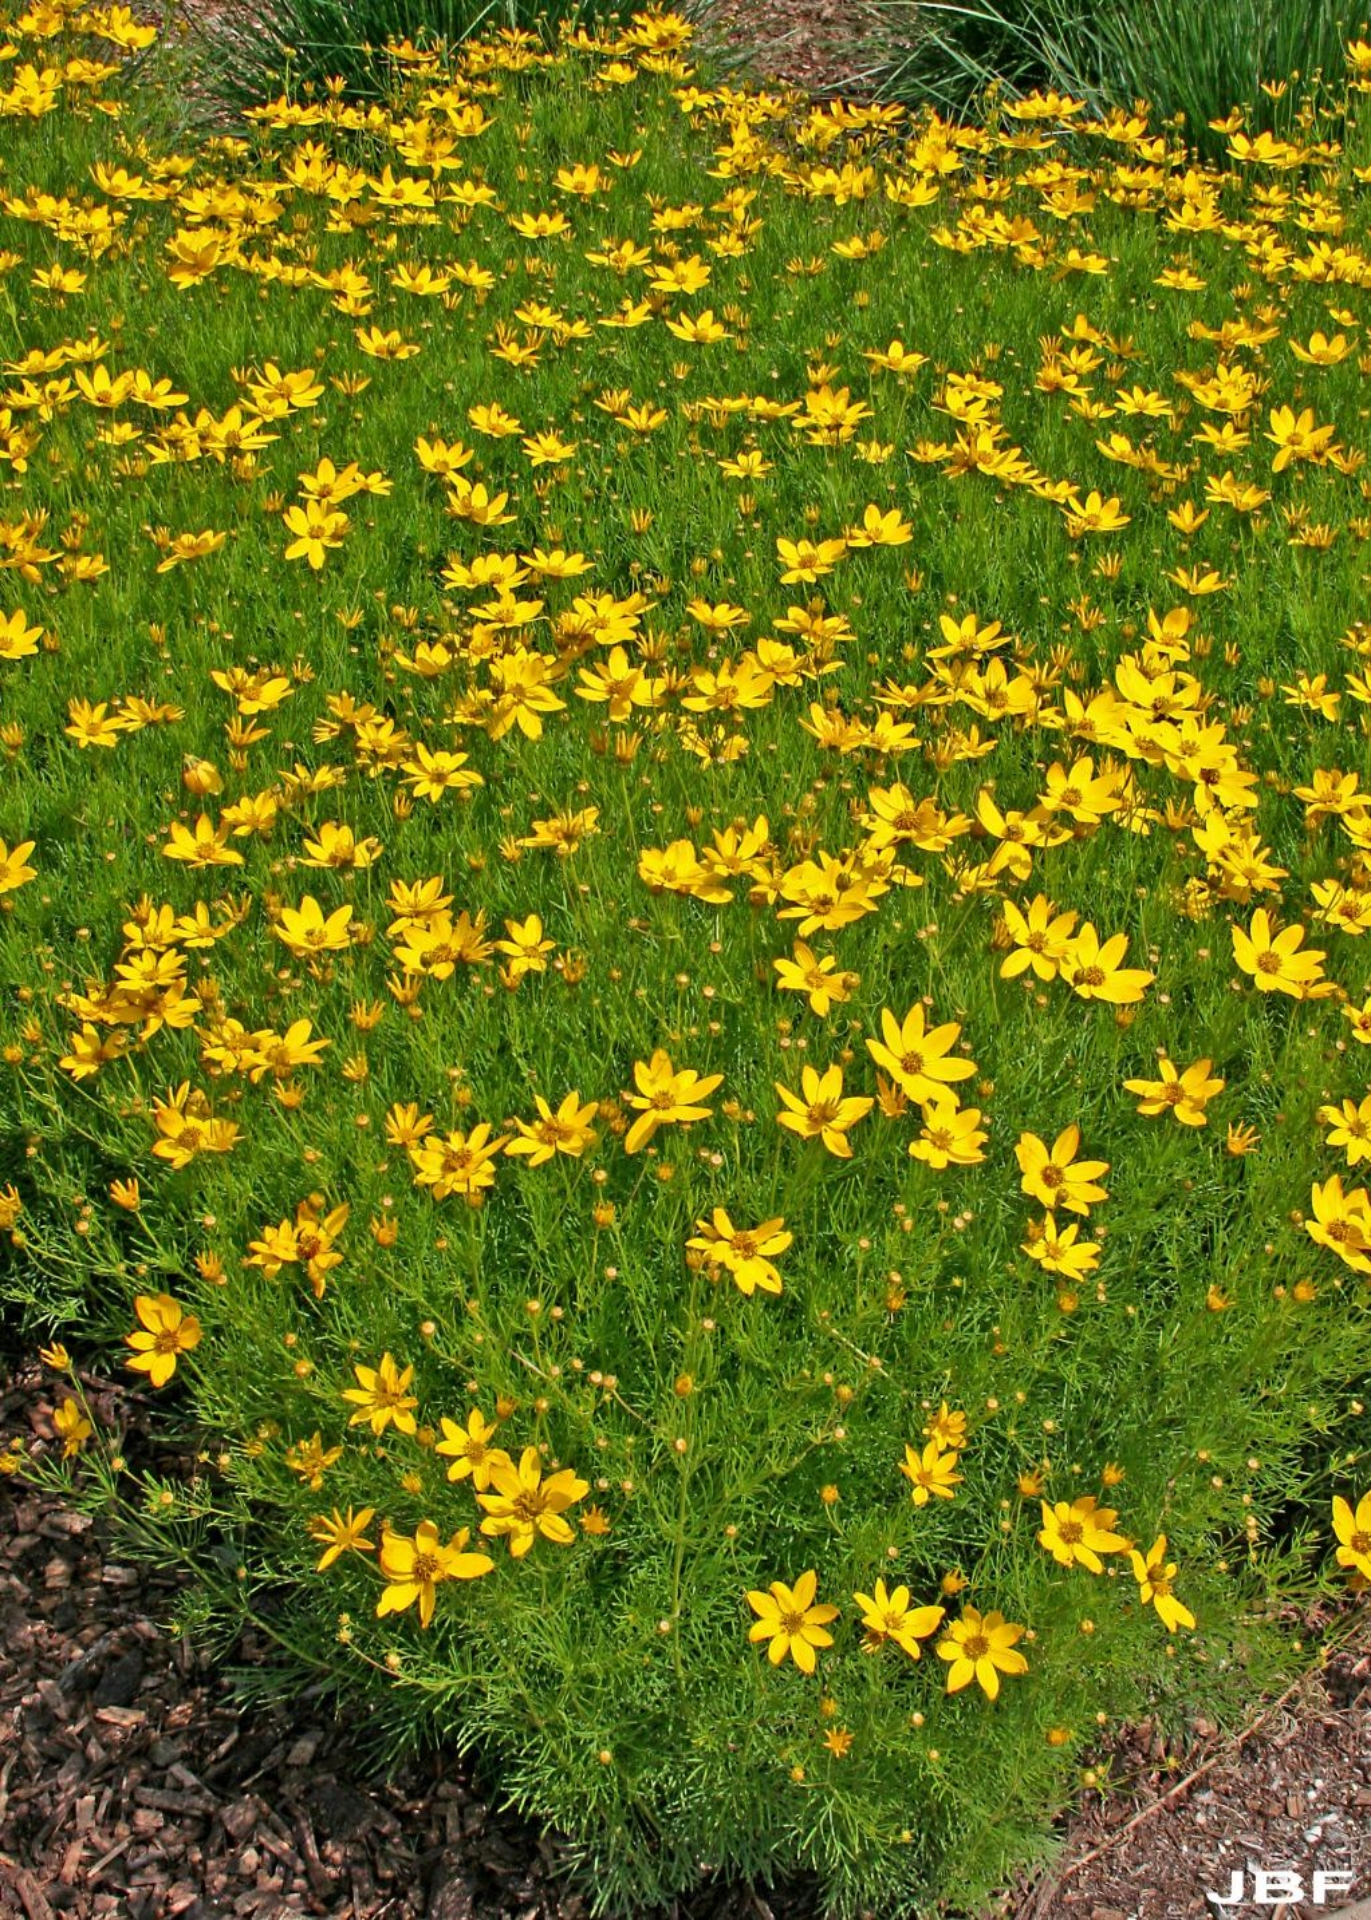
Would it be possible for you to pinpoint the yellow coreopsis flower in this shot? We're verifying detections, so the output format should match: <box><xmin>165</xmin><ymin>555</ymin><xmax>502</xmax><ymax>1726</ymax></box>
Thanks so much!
<box><xmin>0</xmin><ymin>838</ymin><xmax>36</xmax><ymax>895</ymax></box>
<box><xmin>161</xmin><ymin>814</ymin><xmax>244</xmax><ymax>868</ymax></box>
<box><xmin>865</xmin><ymin>1002</ymin><xmax>977</xmax><ymax>1104</ymax></box>
<box><xmin>686</xmin><ymin>1208</ymin><xmax>793</xmax><ymax>1296</ymax></box>
<box><xmin>774</xmin><ymin>1062</ymin><xmax>873</xmax><ymax>1158</ymax></box>
<box><xmin>1232</xmin><ymin>908</ymin><xmax>1328</xmax><ymax>998</ymax></box>
<box><xmin>53</xmin><ymin>1399</ymin><xmax>93</xmax><ymax>1459</ymax></box>
<box><xmin>1331</xmin><ymin>1491</ymin><xmax>1371</xmax><ymax>1580</ymax></box>
<box><xmin>1317</xmin><ymin>1094</ymin><xmax>1371</xmax><ymax>1167</ymax></box>
<box><xmin>65</xmin><ymin>700</ymin><xmax>126</xmax><ymax>749</ymax></box>
<box><xmin>1021</xmin><ymin>1213</ymin><xmax>1101</xmax><ymax>1281</ymax></box>
<box><xmin>282</xmin><ymin>499</ymin><xmax>350</xmax><ymax>569</ymax></box>
<box><xmin>492</xmin><ymin>913</ymin><xmax>556</xmax><ymax>980</ymax></box>
<box><xmin>1038</xmin><ymin>1496</ymin><xmax>1129</xmax><ymax>1572</ymax></box>
<box><xmin>1123</xmin><ymin>1056</ymin><xmax>1225</xmax><ymax>1126</ymax></box>
<box><xmin>300</xmin><ymin>820</ymin><xmax>382</xmax><ymax>870</ymax></box>
<box><xmin>1129</xmin><ymin>1536</ymin><xmax>1196</xmax><ymax>1631</ymax></box>
<box><xmin>852</xmin><ymin>1579</ymin><xmax>944</xmax><ymax>1660</ymax></box>
<box><xmin>273</xmin><ymin>896</ymin><xmax>354</xmax><ymax>957</ymax></box>
<box><xmin>341</xmin><ymin>1353</ymin><xmax>419</xmax><ymax>1437</ymax></box>
<box><xmin>908</xmin><ymin>1094</ymin><xmax>988</xmax><ymax>1169</ymax></box>
<box><xmin>125</xmin><ymin>1293</ymin><xmax>202</xmax><ymax>1388</ymax></box>
<box><xmin>844</xmin><ymin>503</ymin><xmax>913</xmax><ymax>547</ymax></box>
<box><xmin>623</xmin><ymin>1049</ymin><xmax>724</xmax><ymax>1154</ymax></box>
<box><xmin>477</xmin><ymin>1445</ymin><xmax>589</xmax><ymax>1556</ymax></box>
<box><xmin>408</xmin><ymin>1124</ymin><xmax>510</xmax><ymax>1203</ymax></box>
<box><xmin>772</xmin><ymin>941</ymin><xmax>856</xmax><ymax>1017</ymax></box>
<box><xmin>435</xmin><ymin>1410</ymin><xmax>512</xmax><ymax>1490</ymax></box>
<box><xmin>998</xmin><ymin>895</ymin><xmax>1079</xmax><ymax>981</ymax></box>
<box><xmin>309</xmin><ymin>1505</ymin><xmax>376</xmax><ymax>1572</ymax></box>
<box><xmin>503</xmin><ymin>1092</ymin><xmax>599</xmax><ymax>1166</ymax></box>
<box><xmin>775</xmin><ymin>535</ymin><xmax>847</xmax><ymax>583</ymax></box>
<box><xmin>355</xmin><ymin>326</ymin><xmax>420</xmax><ymax>360</ymax></box>
<box><xmin>900</xmin><ymin>1439</ymin><xmax>962</xmax><ymax>1505</ymax></box>
<box><xmin>1305</xmin><ymin>1175</ymin><xmax>1371</xmax><ymax>1274</ymax></box>
<box><xmin>0</xmin><ymin>612</ymin><xmax>43</xmax><ymax>661</ymax></box>
<box><xmin>376</xmin><ymin>1522</ymin><xmax>493</xmax><ymax>1627</ymax></box>
<box><xmin>936</xmin><ymin>1607</ymin><xmax>1029</xmax><ymax>1698</ymax></box>
<box><xmin>746</xmin><ymin>1570</ymin><xmax>839</xmax><ymax>1674</ymax></box>
<box><xmin>1060</xmin><ymin>923</ymin><xmax>1155</xmax><ymax>1004</ymax></box>
<box><xmin>1015</xmin><ymin>1125</ymin><xmax>1110</xmax><ymax>1215</ymax></box>
<box><xmin>402</xmin><ymin>745</ymin><xmax>483</xmax><ymax>804</ymax></box>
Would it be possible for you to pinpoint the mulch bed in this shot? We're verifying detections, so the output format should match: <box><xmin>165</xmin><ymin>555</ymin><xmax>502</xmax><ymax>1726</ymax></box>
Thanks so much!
<box><xmin>3</xmin><ymin>1361</ymin><xmax>1369</xmax><ymax>1920</ymax></box>
<box><xmin>688</xmin><ymin>0</ymin><xmax>915</xmax><ymax>100</ymax></box>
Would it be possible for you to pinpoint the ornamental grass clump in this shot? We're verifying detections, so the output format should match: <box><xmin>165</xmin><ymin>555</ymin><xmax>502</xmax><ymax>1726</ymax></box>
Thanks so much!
<box><xmin>3</xmin><ymin>8</ymin><xmax>1371</xmax><ymax>1915</ymax></box>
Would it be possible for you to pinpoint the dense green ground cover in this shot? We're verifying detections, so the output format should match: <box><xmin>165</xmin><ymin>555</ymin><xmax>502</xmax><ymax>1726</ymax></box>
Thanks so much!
<box><xmin>2</xmin><ymin>9</ymin><xmax>1371</xmax><ymax>1912</ymax></box>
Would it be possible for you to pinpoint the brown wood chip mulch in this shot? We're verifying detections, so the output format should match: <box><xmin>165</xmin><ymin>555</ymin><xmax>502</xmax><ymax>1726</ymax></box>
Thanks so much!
<box><xmin>687</xmin><ymin>0</ymin><xmax>914</xmax><ymax>101</ymax></box>
<box><xmin>3</xmin><ymin>1361</ymin><xmax>1370</xmax><ymax>1920</ymax></box>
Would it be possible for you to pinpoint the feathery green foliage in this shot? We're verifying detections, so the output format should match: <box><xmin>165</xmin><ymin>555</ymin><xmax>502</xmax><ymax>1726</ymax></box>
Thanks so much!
<box><xmin>2</xmin><ymin>9</ymin><xmax>1371</xmax><ymax>1917</ymax></box>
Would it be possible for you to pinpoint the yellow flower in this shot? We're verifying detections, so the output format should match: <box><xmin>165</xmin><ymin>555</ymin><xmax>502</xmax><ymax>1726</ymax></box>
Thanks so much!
<box><xmin>686</xmin><ymin>1208</ymin><xmax>793</xmax><ymax>1296</ymax></box>
<box><xmin>900</xmin><ymin>1439</ymin><xmax>962</xmax><ymax>1505</ymax></box>
<box><xmin>156</xmin><ymin>529</ymin><xmax>226</xmax><ymax>573</ymax></box>
<box><xmin>492</xmin><ymin>913</ymin><xmax>555</xmax><ymax>979</ymax></box>
<box><xmin>477</xmin><ymin>1445</ymin><xmax>589</xmax><ymax>1556</ymax></box>
<box><xmin>1316</xmin><ymin>1094</ymin><xmax>1371</xmax><ymax>1167</ymax></box>
<box><xmin>435</xmin><ymin>1409</ymin><xmax>512</xmax><ymax>1490</ymax></box>
<box><xmin>285</xmin><ymin>1432</ymin><xmax>344</xmax><ymax>1490</ymax></box>
<box><xmin>1305</xmin><ymin>1176</ymin><xmax>1371</xmax><ymax>1274</ymax></box>
<box><xmin>1060</xmin><ymin>923</ymin><xmax>1154</xmax><ymax>1004</ymax></box>
<box><xmin>936</xmin><ymin>1606</ymin><xmax>1029</xmax><ymax>1698</ymax></box>
<box><xmin>851</xmin><ymin>1578</ymin><xmax>944</xmax><ymax>1660</ymax></box>
<box><xmin>400</xmin><ymin>744</ymin><xmax>484</xmax><ymax>805</ymax></box>
<box><xmin>1232</xmin><ymin>908</ymin><xmax>1327</xmax><ymax>998</ymax></box>
<box><xmin>745</xmin><ymin>1570</ymin><xmax>839</xmax><ymax>1674</ymax></box>
<box><xmin>0</xmin><ymin>612</ymin><xmax>43</xmax><ymax>661</ymax></box>
<box><xmin>865</xmin><ymin>1003</ymin><xmax>977</xmax><ymax>1104</ymax></box>
<box><xmin>1021</xmin><ymin>1213</ymin><xmax>1101</xmax><ymax>1282</ymax></box>
<box><xmin>300</xmin><ymin>820</ymin><xmax>383</xmax><ymax>871</ymax></box>
<box><xmin>1015</xmin><ymin>1125</ymin><xmax>1110</xmax><ymax>1215</ymax></box>
<box><xmin>908</xmin><ymin>1094</ymin><xmax>988</xmax><ymax>1169</ymax></box>
<box><xmin>844</xmin><ymin>503</ymin><xmax>913</xmax><ymax>547</ymax></box>
<box><xmin>623</xmin><ymin>1049</ymin><xmax>724</xmax><ymax>1155</ymax></box>
<box><xmin>504</xmin><ymin>1091</ymin><xmax>599</xmax><ymax>1166</ymax></box>
<box><xmin>774</xmin><ymin>1062</ymin><xmax>873</xmax><ymax>1158</ymax></box>
<box><xmin>1123</xmin><ymin>1056</ymin><xmax>1225</xmax><ymax>1126</ymax></box>
<box><xmin>0</xmin><ymin>838</ymin><xmax>37</xmax><ymax>894</ymax></box>
<box><xmin>408</xmin><ymin>1124</ymin><xmax>510</xmax><ymax>1203</ymax></box>
<box><xmin>282</xmin><ymin>499</ymin><xmax>350</xmax><ymax>569</ymax></box>
<box><xmin>161</xmin><ymin>814</ymin><xmax>244</xmax><ymax>868</ymax></box>
<box><xmin>1061</xmin><ymin>489</ymin><xmax>1131</xmax><ymax>536</ymax></box>
<box><xmin>125</xmin><ymin>1294</ymin><xmax>202</xmax><ymax>1388</ymax></box>
<box><xmin>1129</xmin><ymin>1536</ymin><xmax>1196</xmax><ymax>1631</ymax></box>
<box><xmin>53</xmin><ymin>1399</ymin><xmax>92</xmax><ymax>1459</ymax></box>
<box><xmin>1343</xmin><ymin>996</ymin><xmax>1371</xmax><ymax>1046</ymax></box>
<box><xmin>274</xmin><ymin>896</ymin><xmax>354</xmax><ymax>957</ymax></box>
<box><xmin>376</xmin><ymin>1521</ymin><xmax>493</xmax><ymax>1627</ymax></box>
<box><xmin>772</xmin><ymin>941</ymin><xmax>855</xmax><ymax>1017</ymax></box>
<box><xmin>1037</xmin><ymin>1496</ymin><xmax>1129</xmax><ymax>1572</ymax></box>
<box><xmin>65</xmin><ymin>699</ymin><xmax>127</xmax><ymax>749</ymax></box>
<box><xmin>341</xmin><ymin>1353</ymin><xmax>419</xmax><ymax>1437</ymax></box>
<box><xmin>775</xmin><ymin>535</ymin><xmax>848</xmax><ymax>583</ymax></box>
<box><xmin>1332</xmin><ymin>1491</ymin><xmax>1371</xmax><ymax>1580</ymax></box>
<box><xmin>309</xmin><ymin>1505</ymin><xmax>376</xmax><ymax>1571</ymax></box>
<box><xmin>998</xmin><ymin>895</ymin><xmax>1079</xmax><ymax>982</ymax></box>
<box><xmin>355</xmin><ymin>326</ymin><xmax>420</xmax><ymax>361</ymax></box>
<box><xmin>1266</xmin><ymin>403</ymin><xmax>1337</xmax><ymax>472</ymax></box>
